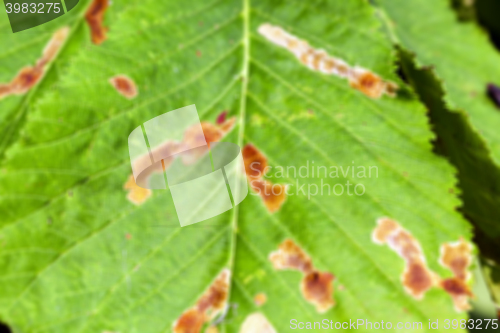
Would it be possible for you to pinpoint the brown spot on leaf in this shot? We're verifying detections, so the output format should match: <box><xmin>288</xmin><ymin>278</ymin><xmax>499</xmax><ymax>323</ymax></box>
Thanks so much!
<box><xmin>439</xmin><ymin>238</ymin><xmax>473</xmax><ymax>281</ymax></box>
<box><xmin>173</xmin><ymin>269</ymin><xmax>230</xmax><ymax>333</ymax></box>
<box><xmin>440</xmin><ymin>278</ymin><xmax>473</xmax><ymax>312</ymax></box>
<box><xmin>239</xmin><ymin>313</ymin><xmax>277</xmax><ymax>333</ymax></box>
<box><xmin>249</xmin><ymin>179</ymin><xmax>287</xmax><ymax>213</ymax></box>
<box><xmin>242</xmin><ymin>144</ymin><xmax>287</xmax><ymax>212</ymax></box>
<box><xmin>401</xmin><ymin>262</ymin><xmax>436</xmax><ymax>299</ymax></box>
<box><xmin>487</xmin><ymin>83</ymin><xmax>500</xmax><ymax>108</ymax></box>
<box><xmin>258</xmin><ymin>23</ymin><xmax>398</xmax><ymax>99</ymax></box>
<box><xmin>242</xmin><ymin>144</ymin><xmax>268</xmax><ymax>180</ymax></box>
<box><xmin>85</xmin><ymin>0</ymin><xmax>109</xmax><ymax>45</ymax></box>
<box><xmin>302</xmin><ymin>271</ymin><xmax>335</xmax><ymax>313</ymax></box>
<box><xmin>438</xmin><ymin>238</ymin><xmax>474</xmax><ymax>311</ymax></box>
<box><xmin>253</xmin><ymin>293</ymin><xmax>267</xmax><ymax>307</ymax></box>
<box><xmin>109</xmin><ymin>75</ymin><xmax>138</xmax><ymax>99</ymax></box>
<box><xmin>39</xmin><ymin>27</ymin><xmax>70</xmax><ymax>66</ymax></box>
<box><xmin>184</xmin><ymin>117</ymin><xmax>236</xmax><ymax>149</ymax></box>
<box><xmin>349</xmin><ymin>70</ymin><xmax>386</xmax><ymax>99</ymax></box>
<box><xmin>269</xmin><ymin>239</ymin><xmax>313</xmax><ymax>273</ymax></box>
<box><xmin>0</xmin><ymin>27</ymin><xmax>69</xmax><ymax>100</ymax></box>
<box><xmin>205</xmin><ymin>326</ymin><xmax>218</xmax><ymax>333</ymax></box>
<box><xmin>173</xmin><ymin>308</ymin><xmax>206</xmax><ymax>333</ymax></box>
<box><xmin>216</xmin><ymin>111</ymin><xmax>228</xmax><ymax>125</ymax></box>
<box><xmin>373</xmin><ymin>218</ymin><xmax>474</xmax><ymax>311</ymax></box>
<box><xmin>371</xmin><ymin>217</ymin><xmax>399</xmax><ymax>244</ymax></box>
<box><xmin>372</xmin><ymin>218</ymin><xmax>437</xmax><ymax>299</ymax></box>
<box><xmin>197</xmin><ymin>269</ymin><xmax>230</xmax><ymax>315</ymax></box>
<box><xmin>196</xmin><ymin>50</ymin><xmax>202</xmax><ymax>57</ymax></box>
<box><xmin>270</xmin><ymin>239</ymin><xmax>335</xmax><ymax>312</ymax></box>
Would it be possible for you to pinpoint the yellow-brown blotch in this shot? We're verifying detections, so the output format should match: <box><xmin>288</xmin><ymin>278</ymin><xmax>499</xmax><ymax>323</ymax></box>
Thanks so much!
<box><xmin>0</xmin><ymin>27</ymin><xmax>69</xmax><ymax>100</ymax></box>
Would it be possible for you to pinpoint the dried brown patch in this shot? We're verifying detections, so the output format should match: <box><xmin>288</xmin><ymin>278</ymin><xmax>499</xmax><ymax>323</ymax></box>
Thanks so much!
<box><xmin>0</xmin><ymin>27</ymin><xmax>69</xmax><ymax>100</ymax></box>
<box><xmin>372</xmin><ymin>218</ymin><xmax>437</xmax><ymax>299</ymax></box>
<box><xmin>249</xmin><ymin>179</ymin><xmax>287</xmax><ymax>213</ymax></box>
<box><xmin>173</xmin><ymin>308</ymin><xmax>206</xmax><ymax>333</ymax></box>
<box><xmin>216</xmin><ymin>111</ymin><xmax>228</xmax><ymax>125</ymax></box>
<box><xmin>109</xmin><ymin>75</ymin><xmax>138</xmax><ymax>99</ymax></box>
<box><xmin>438</xmin><ymin>238</ymin><xmax>474</xmax><ymax>311</ymax></box>
<box><xmin>258</xmin><ymin>23</ymin><xmax>398</xmax><ymax>99</ymax></box>
<box><xmin>239</xmin><ymin>313</ymin><xmax>277</xmax><ymax>333</ymax></box>
<box><xmin>349</xmin><ymin>70</ymin><xmax>386</xmax><ymax>99</ymax></box>
<box><xmin>173</xmin><ymin>269</ymin><xmax>230</xmax><ymax>333</ymax></box>
<box><xmin>269</xmin><ymin>239</ymin><xmax>335</xmax><ymax>313</ymax></box>
<box><xmin>242</xmin><ymin>144</ymin><xmax>268</xmax><ymax>180</ymax></box>
<box><xmin>85</xmin><ymin>0</ymin><xmax>109</xmax><ymax>45</ymax></box>
<box><xmin>439</xmin><ymin>238</ymin><xmax>473</xmax><ymax>281</ymax></box>
<box><xmin>301</xmin><ymin>271</ymin><xmax>335</xmax><ymax>313</ymax></box>
<box><xmin>124</xmin><ymin>175</ymin><xmax>152</xmax><ymax>205</ymax></box>
<box><xmin>125</xmin><ymin>115</ymin><xmax>236</xmax><ymax>202</ymax></box>
<box><xmin>184</xmin><ymin>117</ymin><xmax>236</xmax><ymax>149</ymax></box>
<box><xmin>253</xmin><ymin>293</ymin><xmax>267</xmax><ymax>306</ymax></box>
<box><xmin>39</xmin><ymin>27</ymin><xmax>70</xmax><ymax>66</ymax></box>
<box><xmin>205</xmin><ymin>326</ymin><xmax>218</xmax><ymax>333</ymax></box>
<box><xmin>373</xmin><ymin>218</ymin><xmax>474</xmax><ymax>311</ymax></box>
<box><xmin>269</xmin><ymin>239</ymin><xmax>313</xmax><ymax>273</ymax></box>
<box><xmin>197</xmin><ymin>269</ymin><xmax>230</xmax><ymax>315</ymax></box>
<box><xmin>371</xmin><ymin>217</ymin><xmax>399</xmax><ymax>244</ymax></box>
<box><xmin>242</xmin><ymin>144</ymin><xmax>287</xmax><ymax>212</ymax></box>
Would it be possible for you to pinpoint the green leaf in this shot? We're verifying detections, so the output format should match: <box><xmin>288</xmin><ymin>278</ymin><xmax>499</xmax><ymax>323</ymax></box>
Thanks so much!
<box><xmin>0</xmin><ymin>0</ymin><xmax>472</xmax><ymax>332</ymax></box>
<box><xmin>0</xmin><ymin>1</ymin><xmax>88</xmax><ymax>158</ymax></box>
<box><xmin>375</xmin><ymin>0</ymin><xmax>500</xmax><ymax>256</ymax></box>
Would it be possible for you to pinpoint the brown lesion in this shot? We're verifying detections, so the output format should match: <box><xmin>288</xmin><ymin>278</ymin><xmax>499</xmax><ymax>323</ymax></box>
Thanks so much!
<box><xmin>173</xmin><ymin>308</ymin><xmax>206</xmax><ymax>333</ymax></box>
<box><xmin>123</xmin><ymin>175</ymin><xmax>152</xmax><ymax>205</ymax></box>
<box><xmin>242</xmin><ymin>144</ymin><xmax>287</xmax><ymax>213</ymax></box>
<box><xmin>438</xmin><ymin>238</ymin><xmax>474</xmax><ymax>311</ymax></box>
<box><xmin>269</xmin><ymin>239</ymin><xmax>335</xmax><ymax>313</ymax></box>
<box><xmin>269</xmin><ymin>239</ymin><xmax>313</xmax><ymax>273</ymax></box>
<box><xmin>239</xmin><ymin>313</ymin><xmax>277</xmax><ymax>333</ymax></box>
<box><xmin>439</xmin><ymin>238</ymin><xmax>473</xmax><ymax>281</ymax></box>
<box><xmin>109</xmin><ymin>75</ymin><xmax>138</xmax><ymax>99</ymax></box>
<box><xmin>258</xmin><ymin>23</ymin><xmax>398</xmax><ymax>99</ymax></box>
<box><xmin>373</xmin><ymin>218</ymin><xmax>474</xmax><ymax>310</ymax></box>
<box><xmin>173</xmin><ymin>269</ymin><xmax>230</xmax><ymax>333</ymax></box>
<box><xmin>0</xmin><ymin>27</ymin><xmax>69</xmax><ymax>100</ymax></box>
<box><xmin>439</xmin><ymin>277</ymin><xmax>474</xmax><ymax>312</ymax></box>
<box><xmin>371</xmin><ymin>217</ymin><xmax>399</xmax><ymax>244</ymax></box>
<box><xmin>301</xmin><ymin>271</ymin><xmax>336</xmax><ymax>313</ymax></box>
<box><xmin>183</xmin><ymin>117</ymin><xmax>236</xmax><ymax>150</ymax></box>
<box><xmin>349</xmin><ymin>71</ymin><xmax>386</xmax><ymax>99</ymax></box>
<box><xmin>372</xmin><ymin>218</ymin><xmax>438</xmax><ymax>299</ymax></box>
<box><xmin>401</xmin><ymin>261</ymin><xmax>438</xmax><ymax>299</ymax></box>
<box><xmin>253</xmin><ymin>293</ymin><xmax>267</xmax><ymax>306</ymax></box>
<box><xmin>85</xmin><ymin>0</ymin><xmax>109</xmax><ymax>45</ymax></box>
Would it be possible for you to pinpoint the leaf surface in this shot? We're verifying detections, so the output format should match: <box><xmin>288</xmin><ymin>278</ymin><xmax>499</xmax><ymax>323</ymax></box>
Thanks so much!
<box><xmin>0</xmin><ymin>0</ymin><xmax>472</xmax><ymax>332</ymax></box>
